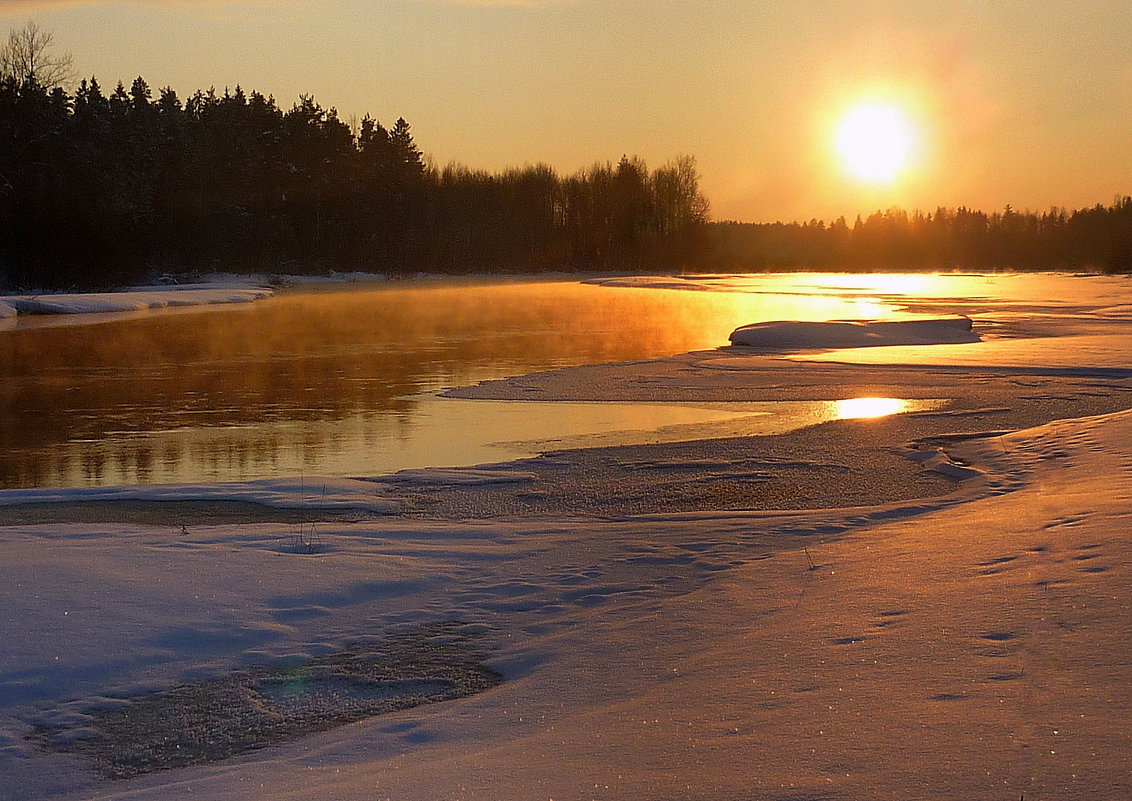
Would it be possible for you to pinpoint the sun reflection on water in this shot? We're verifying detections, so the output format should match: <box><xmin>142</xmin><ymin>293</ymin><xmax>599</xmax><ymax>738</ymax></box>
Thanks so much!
<box><xmin>833</xmin><ymin>397</ymin><xmax>911</xmax><ymax>419</ymax></box>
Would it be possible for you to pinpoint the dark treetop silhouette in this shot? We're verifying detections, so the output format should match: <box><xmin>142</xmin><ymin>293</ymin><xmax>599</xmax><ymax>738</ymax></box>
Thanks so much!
<box><xmin>0</xmin><ymin>59</ymin><xmax>1128</xmax><ymax>288</ymax></box>
<box><xmin>0</xmin><ymin>69</ymin><xmax>710</xmax><ymax>289</ymax></box>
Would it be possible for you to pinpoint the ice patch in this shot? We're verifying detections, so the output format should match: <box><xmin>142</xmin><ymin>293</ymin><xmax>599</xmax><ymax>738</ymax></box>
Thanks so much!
<box><xmin>728</xmin><ymin>316</ymin><xmax>978</xmax><ymax>350</ymax></box>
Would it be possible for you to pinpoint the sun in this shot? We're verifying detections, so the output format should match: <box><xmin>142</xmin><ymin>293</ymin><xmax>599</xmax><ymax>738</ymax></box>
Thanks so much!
<box><xmin>836</xmin><ymin>104</ymin><xmax>916</xmax><ymax>183</ymax></box>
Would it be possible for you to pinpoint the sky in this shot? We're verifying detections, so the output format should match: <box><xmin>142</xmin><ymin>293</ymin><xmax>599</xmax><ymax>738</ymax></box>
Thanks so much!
<box><xmin>3</xmin><ymin>0</ymin><xmax>1131</xmax><ymax>223</ymax></box>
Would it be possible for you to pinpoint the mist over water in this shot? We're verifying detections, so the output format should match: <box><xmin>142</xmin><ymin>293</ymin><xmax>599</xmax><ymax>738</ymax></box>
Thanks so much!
<box><xmin>0</xmin><ymin>277</ymin><xmax>898</xmax><ymax>489</ymax></box>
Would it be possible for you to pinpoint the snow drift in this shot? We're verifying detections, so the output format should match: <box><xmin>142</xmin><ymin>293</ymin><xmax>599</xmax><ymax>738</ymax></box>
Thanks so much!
<box><xmin>728</xmin><ymin>315</ymin><xmax>978</xmax><ymax>350</ymax></box>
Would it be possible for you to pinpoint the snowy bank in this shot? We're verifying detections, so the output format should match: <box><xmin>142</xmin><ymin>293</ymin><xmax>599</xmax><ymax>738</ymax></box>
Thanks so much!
<box><xmin>0</xmin><ymin>284</ymin><xmax>274</xmax><ymax>317</ymax></box>
<box><xmin>0</xmin><ymin>476</ymin><xmax>397</xmax><ymax>512</ymax></box>
<box><xmin>3</xmin><ymin>407</ymin><xmax>1132</xmax><ymax>800</ymax></box>
<box><xmin>4</xmin><ymin>272</ymin><xmax>1132</xmax><ymax>800</ymax></box>
<box><xmin>728</xmin><ymin>315</ymin><xmax>978</xmax><ymax>349</ymax></box>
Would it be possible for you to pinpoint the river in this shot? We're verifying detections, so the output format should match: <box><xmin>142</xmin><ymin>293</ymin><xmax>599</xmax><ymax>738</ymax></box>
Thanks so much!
<box><xmin>0</xmin><ymin>275</ymin><xmax>911</xmax><ymax>489</ymax></box>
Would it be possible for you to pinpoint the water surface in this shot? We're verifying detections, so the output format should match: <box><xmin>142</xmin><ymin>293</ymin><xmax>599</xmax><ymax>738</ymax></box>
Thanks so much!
<box><xmin>1</xmin><ymin>277</ymin><xmax>902</xmax><ymax>488</ymax></box>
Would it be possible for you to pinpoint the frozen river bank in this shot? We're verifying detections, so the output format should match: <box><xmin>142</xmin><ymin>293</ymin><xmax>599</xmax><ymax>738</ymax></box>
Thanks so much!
<box><xmin>2</xmin><ymin>272</ymin><xmax>1132</xmax><ymax>800</ymax></box>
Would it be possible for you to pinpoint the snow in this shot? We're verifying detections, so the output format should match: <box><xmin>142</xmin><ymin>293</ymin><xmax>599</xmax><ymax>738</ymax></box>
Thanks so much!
<box><xmin>728</xmin><ymin>315</ymin><xmax>978</xmax><ymax>349</ymax></box>
<box><xmin>804</xmin><ymin>332</ymin><xmax>1132</xmax><ymax>376</ymax></box>
<box><xmin>2</xmin><ymin>272</ymin><xmax>1132</xmax><ymax>800</ymax></box>
<box><xmin>0</xmin><ymin>284</ymin><xmax>274</xmax><ymax>318</ymax></box>
<box><xmin>903</xmin><ymin>445</ymin><xmax>985</xmax><ymax>480</ymax></box>
<box><xmin>0</xmin><ymin>477</ymin><xmax>398</xmax><ymax>512</ymax></box>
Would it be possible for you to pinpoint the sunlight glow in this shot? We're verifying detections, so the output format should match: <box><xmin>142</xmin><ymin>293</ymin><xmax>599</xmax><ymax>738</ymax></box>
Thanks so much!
<box><xmin>803</xmin><ymin>273</ymin><xmax>941</xmax><ymax>297</ymax></box>
<box><xmin>833</xmin><ymin>397</ymin><xmax>910</xmax><ymax>420</ymax></box>
<box><xmin>836</xmin><ymin>105</ymin><xmax>915</xmax><ymax>183</ymax></box>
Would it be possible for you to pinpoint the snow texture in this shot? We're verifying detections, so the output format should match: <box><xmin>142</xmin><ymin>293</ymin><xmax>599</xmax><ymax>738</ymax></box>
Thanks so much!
<box><xmin>0</xmin><ymin>477</ymin><xmax>398</xmax><ymax>512</ymax></box>
<box><xmin>385</xmin><ymin>467</ymin><xmax>538</xmax><ymax>486</ymax></box>
<box><xmin>0</xmin><ymin>284</ymin><xmax>274</xmax><ymax>317</ymax></box>
<box><xmin>728</xmin><ymin>315</ymin><xmax>978</xmax><ymax>349</ymax></box>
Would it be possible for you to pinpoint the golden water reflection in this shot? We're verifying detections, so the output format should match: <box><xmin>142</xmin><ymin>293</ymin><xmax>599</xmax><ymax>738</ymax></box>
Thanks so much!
<box><xmin>0</xmin><ymin>277</ymin><xmax>903</xmax><ymax>489</ymax></box>
<box><xmin>833</xmin><ymin>397</ymin><xmax>913</xmax><ymax>419</ymax></box>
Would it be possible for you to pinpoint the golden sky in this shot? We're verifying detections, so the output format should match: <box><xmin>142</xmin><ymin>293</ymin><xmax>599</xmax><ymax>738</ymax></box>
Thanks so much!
<box><xmin>4</xmin><ymin>0</ymin><xmax>1130</xmax><ymax>222</ymax></box>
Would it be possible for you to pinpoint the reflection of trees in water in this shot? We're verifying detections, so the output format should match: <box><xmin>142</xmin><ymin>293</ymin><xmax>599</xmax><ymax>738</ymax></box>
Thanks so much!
<box><xmin>2</xmin><ymin>410</ymin><xmax>426</xmax><ymax>487</ymax></box>
<box><xmin>0</xmin><ymin>280</ymin><xmax>841</xmax><ymax>488</ymax></box>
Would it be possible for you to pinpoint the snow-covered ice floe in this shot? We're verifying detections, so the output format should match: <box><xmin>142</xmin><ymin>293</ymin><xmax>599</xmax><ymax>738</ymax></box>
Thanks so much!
<box><xmin>0</xmin><ymin>476</ymin><xmax>397</xmax><ymax>512</ymax></box>
<box><xmin>728</xmin><ymin>315</ymin><xmax>979</xmax><ymax>349</ymax></box>
<box><xmin>0</xmin><ymin>283</ymin><xmax>274</xmax><ymax>317</ymax></box>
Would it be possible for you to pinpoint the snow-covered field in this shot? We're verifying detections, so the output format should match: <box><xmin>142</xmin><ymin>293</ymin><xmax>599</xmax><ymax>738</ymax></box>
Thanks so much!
<box><xmin>2</xmin><ymin>273</ymin><xmax>1132</xmax><ymax>800</ymax></box>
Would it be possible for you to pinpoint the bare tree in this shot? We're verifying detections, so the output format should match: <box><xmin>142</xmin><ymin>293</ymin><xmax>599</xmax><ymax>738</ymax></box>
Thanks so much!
<box><xmin>0</xmin><ymin>22</ymin><xmax>74</xmax><ymax>88</ymax></box>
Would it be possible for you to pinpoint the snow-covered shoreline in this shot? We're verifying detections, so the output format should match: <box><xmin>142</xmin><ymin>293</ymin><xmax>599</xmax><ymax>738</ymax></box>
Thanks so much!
<box><xmin>0</xmin><ymin>283</ymin><xmax>275</xmax><ymax>319</ymax></box>
<box><xmin>0</xmin><ymin>476</ymin><xmax>397</xmax><ymax>512</ymax></box>
<box><xmin>4</xmin><ymin>403</ymin><xmax>1132</xmax><ymax>800</ymax></box>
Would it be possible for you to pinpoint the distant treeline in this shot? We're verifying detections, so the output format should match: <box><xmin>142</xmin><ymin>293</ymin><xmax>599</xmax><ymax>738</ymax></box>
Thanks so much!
<box><xmin>4</xmin><ymin>75</ymin><xmax>1131</xmax><ymax>290</ymax></box>
<box><xmin>0</xmin><ymin>76</ymin><xmax>709</xmax><ymax>288</ymax></box>
<box><xmin>706</xmin><ymin>201</ymin><xmax>1132</xmax><ymax>274</ymax></box>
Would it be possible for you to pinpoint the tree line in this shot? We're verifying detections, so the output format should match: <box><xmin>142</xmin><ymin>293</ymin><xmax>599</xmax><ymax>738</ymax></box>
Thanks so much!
<box><xmin>705</xmin><ymin>202</ymin><xmax>1132</xmax><ymax>274</ymax></box>
<box><xmin>2</xmin><ymin>23</ymin><xmax>1129</xmax><ymax>288</ymax></box>
<box><xmin>0</xmin><ymin>51</ymin><xmax>709</xmax><ymax>288</ymax></box>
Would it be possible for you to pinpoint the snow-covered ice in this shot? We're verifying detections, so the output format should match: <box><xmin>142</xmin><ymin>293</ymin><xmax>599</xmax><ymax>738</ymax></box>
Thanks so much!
<box><xmin>0</xmin><ymin>284</ymin><xmax>274</xmax><ymax>319</ymax></box>
<box><xmin>728</xmin><ymin>315</ymin><xmax>978</xmax><ymax>349</ymax></box>
<box><xmin>2</xmin><ymin>272</ymin><xmax>1132</xmax><ymax>800</ymax></box>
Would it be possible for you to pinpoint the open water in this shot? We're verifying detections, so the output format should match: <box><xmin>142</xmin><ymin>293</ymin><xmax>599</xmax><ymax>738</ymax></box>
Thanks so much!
<box><xmin>0</xmin><ymin>275</ymin><xmax>914</xmax><ymax>488</ymax></box>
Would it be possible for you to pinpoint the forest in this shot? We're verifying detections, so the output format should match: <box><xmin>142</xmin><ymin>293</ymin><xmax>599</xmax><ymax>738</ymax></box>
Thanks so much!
<box><xmin>0</xmin><ymin>71</ymin><xmax>708</xmax><ymax>289</ymax></box>
<box><xmin>708</xmin><ymin>200</ymin><xmax>1132</xmax><ymax>275</ymax></box>
<box><xmin>1</xmin><ymin>23</ymin><xmax>1130</xmax><ymax>289</ymax></box>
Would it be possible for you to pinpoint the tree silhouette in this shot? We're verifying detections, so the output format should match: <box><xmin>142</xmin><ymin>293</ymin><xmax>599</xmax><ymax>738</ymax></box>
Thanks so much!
<box><xmin>707</xmin><ymin>199</ymin><xmax>1132</xmax><ymax>274</ymax></box>
<box><xmin>13</xmin><ymin>32</ymin><xmax>1128</xmax><ymax>288</ymax></box>
<box><xmin>0</xmin><ymin>22</ymin><xmax>73</xmax><ymax>88</ymax></box>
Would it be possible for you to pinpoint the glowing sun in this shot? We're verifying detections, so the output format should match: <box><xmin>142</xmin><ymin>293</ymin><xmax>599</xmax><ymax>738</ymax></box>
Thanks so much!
<box><xmin>836</xmin><ymin>104</ymin><xmax>916</xmax><ymax>183</ymax></box>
